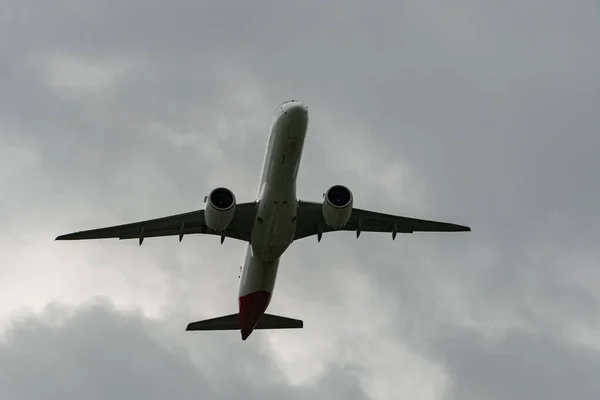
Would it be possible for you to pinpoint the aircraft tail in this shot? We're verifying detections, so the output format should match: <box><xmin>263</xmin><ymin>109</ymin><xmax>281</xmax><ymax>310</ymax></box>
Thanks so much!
<box><xmin>186</xmin><ymin>313</ymin><xmax>303</xmax><ymax>334</ymax></box>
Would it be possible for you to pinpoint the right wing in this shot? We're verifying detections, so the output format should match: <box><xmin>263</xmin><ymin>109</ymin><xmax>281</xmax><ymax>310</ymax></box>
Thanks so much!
<box><xmin>295</xmin><ymin>201</ymin><xmax>470</xmax><ymax>241</ymax></box>
<box><xmin>55</xmin><ymin>202</ymin><xmax>257</xmax><ymax>243</ymax></box>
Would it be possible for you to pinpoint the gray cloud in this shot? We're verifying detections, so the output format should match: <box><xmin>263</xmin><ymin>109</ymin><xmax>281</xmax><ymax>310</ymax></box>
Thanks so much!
<box><xmin>432</xmin><ymin>324</ymin><xmax>600</xmax><ymax>400</ymax></box>
<box><xmin>2</xmin><ymin>0</ymin><xmax>600</xmax><ymax>399</ymax></box>
<box><xmin>0</xmin><ymin>300</ymin><xmax>369</xmax><ymax>400</ymax></box>
<box><xmin>0</xmin><ymin>301</ymin><xmax>217</xmax><ymax>400</ymax></box>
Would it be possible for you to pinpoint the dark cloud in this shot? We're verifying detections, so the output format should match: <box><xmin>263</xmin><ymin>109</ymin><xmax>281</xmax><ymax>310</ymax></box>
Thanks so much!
<box><xmin>1</xmin><ymin>0</ymin><xmax>600</xmax><ymax>399</ymax></box>
<box><xmin>0</xmin><ymin>300</ymin><xmax>369</xmax><ymax>400</ymax></box>
<box><xmin>432</xmin><ymin>324</ymin><xmax>600</xmax><ymax>400</ymax></box>
<box><xmin>0</xmin><ymin>301</ymin><xmax>216</xmax><ymax>400</ymax></box>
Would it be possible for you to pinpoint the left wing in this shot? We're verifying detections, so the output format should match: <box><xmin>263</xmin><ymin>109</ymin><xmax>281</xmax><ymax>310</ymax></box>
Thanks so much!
<box><xmin>56</xmin><ymin>202</ymin><xmax>257</xmax><ymax>244</ymax></box>
<box><xmin>295</xmin><ymin>201</ymin><xmax>470</xmax><ymax>241</ymax></box>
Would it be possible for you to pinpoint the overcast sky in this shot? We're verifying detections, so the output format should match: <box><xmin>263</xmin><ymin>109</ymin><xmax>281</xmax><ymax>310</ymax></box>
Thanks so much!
<box><xmin>1</xmin><ymin>1</ymin><xmax>599</xmax><ymax>399</ymax></box>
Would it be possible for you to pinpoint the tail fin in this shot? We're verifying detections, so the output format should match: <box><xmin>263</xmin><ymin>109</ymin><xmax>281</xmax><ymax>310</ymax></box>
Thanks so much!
<box><xmin>186</xmin><ymin>313</ymin><xmax>303</xmax><ymax>331</ymax></box>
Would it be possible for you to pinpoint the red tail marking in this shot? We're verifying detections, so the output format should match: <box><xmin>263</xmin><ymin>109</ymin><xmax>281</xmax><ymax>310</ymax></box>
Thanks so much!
<box><xmin>238</xmin><ymin>290</ymin><xmax>272</xmax><ymax>340</ymax></box>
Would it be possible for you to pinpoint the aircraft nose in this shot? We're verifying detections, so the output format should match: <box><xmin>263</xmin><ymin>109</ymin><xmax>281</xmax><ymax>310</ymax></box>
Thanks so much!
<box><xmin>279</xmin><ymin>100</ymin><xmax>307</xmax><ymax>115</ymax></box>
<box><xmin>285</xmin><ymin>102</ymin><xmax>307</xmax><ymax>114</ymax></box>
<box><xmin>278</xmin><ymin>101</ymin><xmax>308</xmax><ymax>125</ymax></box>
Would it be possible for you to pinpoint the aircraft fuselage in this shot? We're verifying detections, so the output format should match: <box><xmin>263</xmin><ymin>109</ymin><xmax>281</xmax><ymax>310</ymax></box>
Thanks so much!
<box><xmin>238</xmin><ymin>101</ymin><xmax>309</xmax><ymax>340</ymax></box>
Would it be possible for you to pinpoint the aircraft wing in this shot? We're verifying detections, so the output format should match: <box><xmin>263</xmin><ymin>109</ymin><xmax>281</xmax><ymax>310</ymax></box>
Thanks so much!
<box><xmin>55</xmin><ymin>202</ymin><xmax>257</xmax><ymax>244</ymax></box>
<box><xmin>294</xmin><ymin>200</ymin><xmax>470</xmax><ymax>241</ymax></box>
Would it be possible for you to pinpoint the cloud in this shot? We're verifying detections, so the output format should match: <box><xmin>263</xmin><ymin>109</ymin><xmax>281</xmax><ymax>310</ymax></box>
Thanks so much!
<box><xmin>1</xmin><ymin>0</ymin><xmax>600</xmax><ymax>399</ymax></box>
<box><xmin>0</xmin><ymin>300</ymin><xmax>214</xmax><ymax>400</ymax></box>
<box><xmin>432</xmin><ymin>324</ymin><xmax>600</xmax><ymax>400</ymax></box>
<box><xmin>0</xmin><ymin>300</ymin><xmax>371</xmax><ymax>400</ymax></box>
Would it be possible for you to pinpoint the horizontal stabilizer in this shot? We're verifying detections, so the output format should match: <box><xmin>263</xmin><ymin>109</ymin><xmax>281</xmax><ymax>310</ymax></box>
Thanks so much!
<box><xmin>186</xmin><ymin>313</ymin><xmax>303</xmax><ymax>331</ymax></box>
<box><xmin>186</xmin><ymin>313</ymin><xmax>240</xmax><ymax>331</ymax></box>
<box><xmin>255</xmin><ymin>313</ymin><xmax>303</xmax><ymax>330</ymax></box>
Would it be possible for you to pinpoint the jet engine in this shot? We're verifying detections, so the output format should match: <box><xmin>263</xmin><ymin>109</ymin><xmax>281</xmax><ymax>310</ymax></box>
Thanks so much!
<box><xmin>204</xmin><ymin>187</ymin><xmax>236</xmax><ymax>232</ymax></box>
<box><xmin>322</xmin><ymin>185</ymin><xmax>353</xmax><ymax>229</ymax></box>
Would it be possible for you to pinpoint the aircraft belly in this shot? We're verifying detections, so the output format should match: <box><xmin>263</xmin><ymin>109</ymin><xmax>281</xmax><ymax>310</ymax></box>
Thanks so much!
<box><xmin>238</xmin><ymin>100</ymin><xmax>307</xmax><ymax>304</ymax></box>
<box><xmin>239</xmin><ymin>246</ymin><xmax>280</xmax><ymax>297</ymax></box>
<box><xmin>251</xmin><ymin>201</ymin><xmax>295</xmax><ymax>262</ymax></box>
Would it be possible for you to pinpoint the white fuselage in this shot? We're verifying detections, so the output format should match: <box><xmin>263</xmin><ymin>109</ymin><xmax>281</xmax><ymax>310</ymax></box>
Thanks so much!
<box><xmin>237</xmin><ymin>101</ymin><xmax>308</xmax><ymax>332</ymax></box>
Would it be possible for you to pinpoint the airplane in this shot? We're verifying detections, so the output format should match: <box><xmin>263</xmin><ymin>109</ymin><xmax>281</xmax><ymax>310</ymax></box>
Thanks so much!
<box><xmin>56</xmin><ymin>100</ymin><xmax>471</xmax><ymax>341</ymax></box>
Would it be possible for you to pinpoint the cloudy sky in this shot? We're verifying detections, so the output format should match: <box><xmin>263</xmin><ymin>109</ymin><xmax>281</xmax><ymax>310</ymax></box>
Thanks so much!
<box><xmin>1</xmin><ymin>0</ymin><xmax>599</xmax><ymax>399</ymax></box>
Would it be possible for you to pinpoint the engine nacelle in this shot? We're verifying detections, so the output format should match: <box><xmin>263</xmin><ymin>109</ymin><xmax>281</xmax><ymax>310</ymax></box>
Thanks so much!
<box><xmin>322</xmin><ymin>185</ymin><xmax>353</xmax><ymax>229</ymax></box>
<box><xmin>204</xmin><ymin>187</ymin><xmax>236</xmax><ymax>232</ymax></box>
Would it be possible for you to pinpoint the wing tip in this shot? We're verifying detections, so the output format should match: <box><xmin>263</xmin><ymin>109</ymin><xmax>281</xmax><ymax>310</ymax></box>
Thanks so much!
<box><xmin>55</xmin><ymin>233</ymin><xmax>78</xmax><ymax>240</ymax></box>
